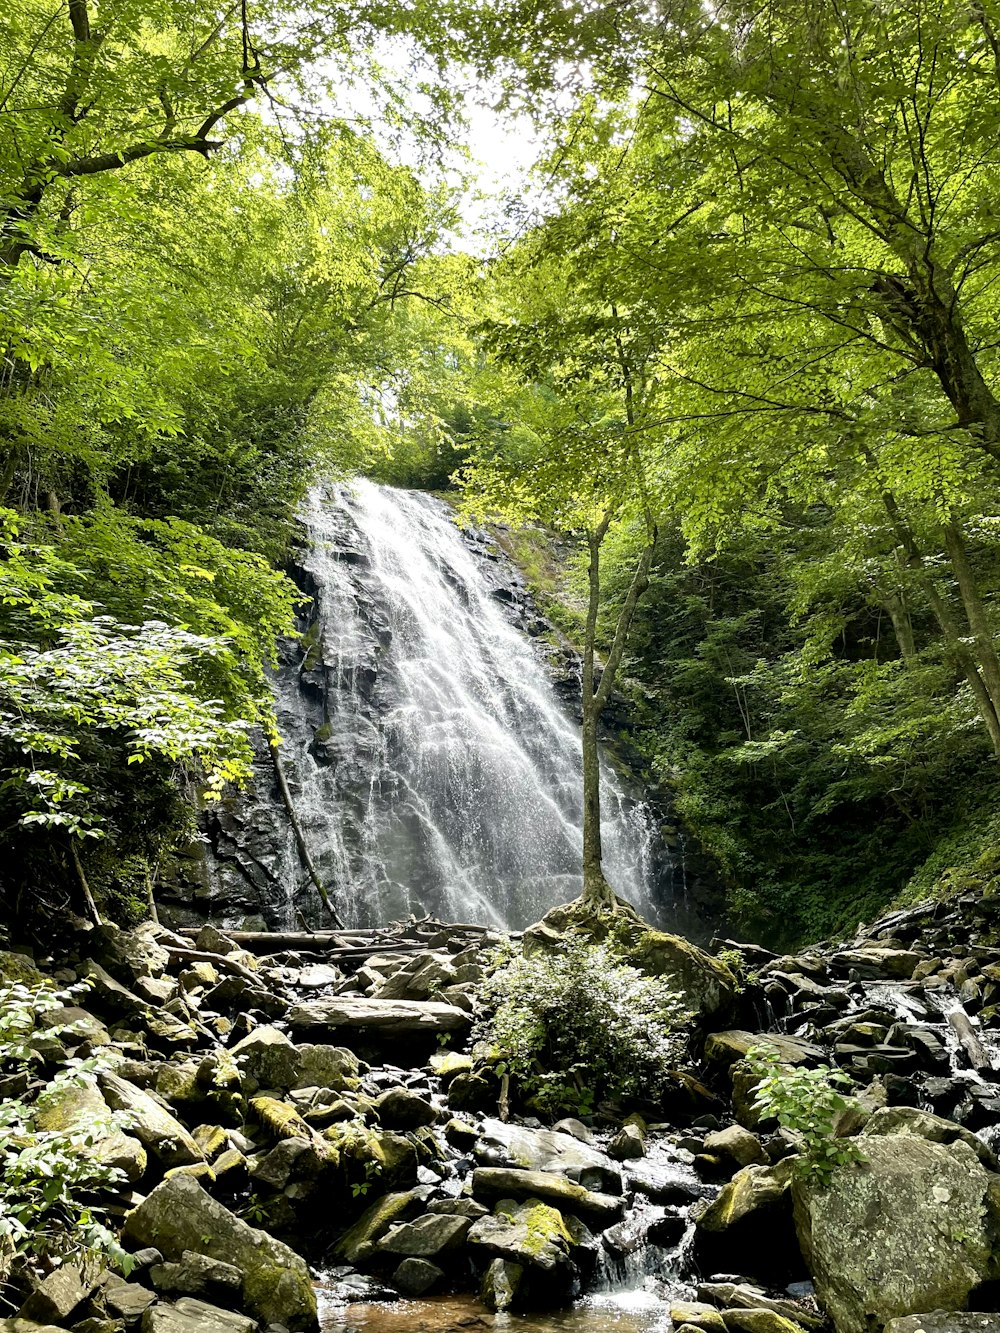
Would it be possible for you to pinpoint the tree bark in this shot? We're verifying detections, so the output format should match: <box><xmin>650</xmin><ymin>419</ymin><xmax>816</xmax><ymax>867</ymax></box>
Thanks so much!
<box><xmin>942</xmin><ymin>518</ymin><xmax>1000</xmax><ymax>721</ymax></box>
<box><xmin>69</xmin><ymin>840</ymin><xmax>102</xmax><ymax>925</ymax></box>
<box><xmin>580</xmin><ymin>520</ymin><xmax>656</xmax><ymax>908</ymax></box>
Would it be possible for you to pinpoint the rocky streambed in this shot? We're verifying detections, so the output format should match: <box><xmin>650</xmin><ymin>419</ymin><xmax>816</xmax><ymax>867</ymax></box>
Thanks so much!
<box><xmin>6</xmin><ymin>896</ymin><xmax>1000</xmax><ymax>1333</ymax></box>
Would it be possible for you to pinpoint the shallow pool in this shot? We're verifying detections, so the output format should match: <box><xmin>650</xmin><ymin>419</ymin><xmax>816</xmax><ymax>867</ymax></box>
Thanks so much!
<box><xmin>319</xmin><ymin>1290</ymin><xmax>675</xmax><ymax>1333</ymax></box>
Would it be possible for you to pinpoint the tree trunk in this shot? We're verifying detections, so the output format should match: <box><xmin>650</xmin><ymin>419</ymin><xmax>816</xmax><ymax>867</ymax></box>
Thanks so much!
<box><xmin>863</xmin><ymin>450</ymin><xmax>1000</xmax><ymax>757</ymax></box>
<box><xmin>269</xmin><ymin>739</ymin><xmax>345</xmax><ymax>928</ymax></box>
<box><xmin>943</xmin><ymin>519</ymin><xmax>1000</xmax><ymax>721</ymax></box>
<box><xmin>883</xmin><ymin>588</ymin><xmax>917</xmax><ymax>664</ymax></box>
<box><xmin>581</xmin><ymin>523</ymin><xmax>615</xmax><ymax>907</ymax></box>
<box><xmin>579</xmin><ymin>519</ymin><xmax>656</xmax><ymax>909</ymax></box>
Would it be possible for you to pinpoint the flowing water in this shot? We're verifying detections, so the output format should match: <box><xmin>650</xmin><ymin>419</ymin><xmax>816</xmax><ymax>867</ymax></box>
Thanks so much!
<box><xmin>261</xmin><ymin>480</ymin><xmax>674</xmax><ymax>931</ymax></box>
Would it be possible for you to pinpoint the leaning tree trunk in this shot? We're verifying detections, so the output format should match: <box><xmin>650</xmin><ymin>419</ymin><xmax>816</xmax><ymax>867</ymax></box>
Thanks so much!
<box><xmin>269</xmin><ymin>740</ymin><xmax>344</xmax><ymax>928</ymax></box>
<box><xmin>579</xmin><ymin>518</ymin><xmax>656</xmax><ymax>910</ymax></box>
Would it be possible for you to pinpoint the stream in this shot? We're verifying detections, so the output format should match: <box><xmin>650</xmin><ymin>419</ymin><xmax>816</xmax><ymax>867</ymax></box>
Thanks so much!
<box><xmin>318</xmin><ymin>1291</ymin><xmax>675</xmax><ymax>1332</ymax></box>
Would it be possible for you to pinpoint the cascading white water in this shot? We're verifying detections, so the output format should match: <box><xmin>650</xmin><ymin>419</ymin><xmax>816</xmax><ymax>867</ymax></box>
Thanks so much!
<box><xmin>269</xmin><ymin>479</ymin><xmax>667</xmax><ymax>931</ymax></box>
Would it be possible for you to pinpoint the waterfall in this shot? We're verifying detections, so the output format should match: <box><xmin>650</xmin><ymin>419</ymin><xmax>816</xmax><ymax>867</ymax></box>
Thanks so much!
<box><xmin>203</xmin><ymin>480</ymin><xmax>689</xmax><ymax>932</ymax></box>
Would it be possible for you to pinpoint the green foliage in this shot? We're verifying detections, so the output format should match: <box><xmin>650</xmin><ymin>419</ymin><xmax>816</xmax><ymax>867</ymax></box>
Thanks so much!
<box><xmin>747</xmin><ymin>1046</ymin><xmax>863</xmax><ymax>1187</ymax></box>
<box><xmin>473</xmin><ymin>940</ymin><xmax>689</xmax><ymax>1116</ymax></box>
<box><xmin>0</xmin><ymin>982</ymin><xmax>135</xmax><ymax>1271</ymax></box>
<box><xmin>0</xmin><ymin>512</ymin><xmax>266</xmax><ymax>841</ymax></box>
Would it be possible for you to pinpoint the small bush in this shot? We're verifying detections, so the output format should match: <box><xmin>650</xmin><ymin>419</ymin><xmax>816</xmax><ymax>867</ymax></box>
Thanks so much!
<box><xmin>747</xmin><ymin>1044</ymin><xmax>864</xmax><ymax>1186</ymax></box>
<box><xmin>0</xmin><ymin>982</ymin><xmax>134</xmax><ymax>1272</ymax></box>
<box><xmin>473</xmin><ymin>940</ymin><xmax>690</xmax><ymax>1117</ymax></box>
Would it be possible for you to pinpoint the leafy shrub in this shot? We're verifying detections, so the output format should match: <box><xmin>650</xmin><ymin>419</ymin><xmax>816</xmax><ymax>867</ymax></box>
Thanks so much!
<box><xmin>473</xmin><ymin>940</ymin><xmax>690</xmax><ymax>1116</ymax></box>
<box><xmin>747</xmin><ymin>1044</ymin><xmax>864</xmax><ymax>1186</ymax></box>
<box><xmin>0</xmin><ymin>982</ymin><xmax>134</xmax><ymax>1272</ymax></box>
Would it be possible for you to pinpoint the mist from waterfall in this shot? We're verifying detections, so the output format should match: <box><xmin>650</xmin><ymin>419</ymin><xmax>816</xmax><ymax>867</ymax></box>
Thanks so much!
<box><xmin>268</xmin><ymin>479</ymin><xmax>670</xmax><ymax>930</ymax></box>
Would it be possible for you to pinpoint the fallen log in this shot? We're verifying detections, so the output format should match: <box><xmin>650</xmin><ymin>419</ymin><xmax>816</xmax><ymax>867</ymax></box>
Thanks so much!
<box><xmin>176</xmin><ymin>923</ymin><xmax>514</xmax><ymax>953</ymax></box>
<box><xmin>947</xmin><ymin>1002</ymin><xmax>993</xmax><ymax>1071</ymax></box>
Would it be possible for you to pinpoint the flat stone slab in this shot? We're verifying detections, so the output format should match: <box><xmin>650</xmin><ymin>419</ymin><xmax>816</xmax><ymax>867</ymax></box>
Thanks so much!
<box><xmin>471</xmin><ymin>1167</ymin><xmax>624</xmax><ymax>1224</ymax></box>
<box><xmin>288</xmin><ymin>997</ymin><xmax>470</xmax><ymax>1036</ymax></box>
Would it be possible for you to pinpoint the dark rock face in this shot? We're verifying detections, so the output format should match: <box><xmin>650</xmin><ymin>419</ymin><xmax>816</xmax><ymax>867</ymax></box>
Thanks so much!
<box><xmin>159</xmin><ymin>482</ymin><xmax>717</xmax><ymax>937</ymax></box>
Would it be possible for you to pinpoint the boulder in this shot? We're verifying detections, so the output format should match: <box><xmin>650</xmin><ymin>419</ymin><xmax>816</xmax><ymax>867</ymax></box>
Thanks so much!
<box><xmin>33</xmin><ymin>1081</ymin><xmax>146</xmax><ymax>1183</ymax></box>
<box><xmin>140</xmin><ymin>1300</ymin><xmax>254</xmax><ymax>1333</ymax></box>
<box><xmin>861</xmin><ymin>1105</ymin><xmax>1000</xmax><ymax>1170</ymax></box>
<box><xmin>295</xmin><ymin>1045</ymin><xmax>360</xmax><ymax>1092</ymax></box>
<box><xmin>429</xmin><ymin>1051</ymin><xmax>473</xmax><ymax>1085</ymax></box>
<box><xmin>693</xmin><ymin>1159</ymin><xmax>799</xmax><ymax>1285</ymax></box>
<box><xmin>522</xmin><ymin>898</ymin><xmax>736</xmax><ymax>1017</ymax></box>
<box><xmin>471</xmin><ymin>1168</ymin><xmax>623</xmax><ymax>1224</ymax></box>
<box><xmin>195</xmin><ymin>926</ymin><xmax>238</xmax><ymax>956</ymax></box>
<box><xmin>608</xmin><ymin>1124</ymin><xmax>645</xmax><ymax>1161</ymax></box>
<box><xmin>377</xmin><ymin>1214</ymin><xmax>472</xmax><ymax>1258</ymax></box>
<box><xmin>230</xmin><ymin>1027</ymin><xmax>299</xmax><ymax>1091</ymax></box>
<box><xmin>698</xmin><ymin>1285</ymin><xmax>824</xmax><ymax>1331</ymax></box>
<box><xmin>392</xmin><ymin>1259</ymin><xmax>444</xmax><ymax>1296</ymax></box>
<box><xmin>375</xmin><ymin>1087</ymin><xmax>438</xmax><ymax>1129</ymax></box>
<box><xmin>704</xmin><ymin>1032</ymin><xmax>824</xmax><ymax>1068</ymax></box>
<box><xmin>480</xmin><ymin>1258</ymin><xmax>524</xmax><ymax>1312</ymax></box>
<box><xmin>670</xmin><ymin>1304</ymin><xmax>727</xmax><ymax>1332</ymax></box>
<box><xmin>19</xmin><ymin>1268</ymin><xmax>97</xmax><ymax>1324</ymax></box>
<box><xmin>102</xmin><ymin>1282</ymin><xmax>157</xmax><ymax>1321</ymax></box>
<box><xmin>94</xmin><ymin>923</ymin><xmax>172</xmax><ymax>982</ymax></box>
<box><xmin>828</xmin><ymin>948</ymin><xmax>922</xmax><ymax>979</ymax></box>
<box><xmin>333</xmin><ymin>1187</ymin><xmax>435</xmax><ymax>1265</ymax></box>
<box><xmin>37</xmin><ymin>1005</ymin><xmax>111</xmax><ymax>1046</ymax></box>
<box><xmin>0</xmin><ymin>1322</ymin><xmax>68</xmax><ymax>1333</ymax></box>
<box><xmin>468</xmin><ymin>1198</ymin><xmax>586</xmax><ymax>1272</ymax></box>
<box><xmin>123</xmin><ymin>1174</ymin><xmax>316</xmax><ymax>1330</ymax></box>
<box><xmin>695</xmin><ymin>1158</ymin><xmax>796</xmax><ymax>1232</ymax></box>
<box><xmin>703</xmin><ymin>1126</ymin><xmax>767</xmax><ymax>1168</ymax></box>
<box><xmin>288</xmin><ymin>997</ymin><xmax>470</xmax><ymax>1038</ymax></box>
<box><xmin>721</xmin><ymin>1314</ymin><xmax>809</xmax><ymax>1333</ymax></box>
<box><xmin>99</xmin><ymin>1072</ymin><xmax>205</xmax><ymax>1169</ymax></box>
<box><xmin>149</xmin><ymin>1251</ymin><xmax>242</xmax><ymax>1302</ymax></box>
<box><xmin>793</xmin><ymin>1135</ymin><xmax>994</xmax><ymax>1333</ymax></box>
<box><xmin>0</xmin><ymin>951</ymin><xmax>46</xmax><ymax>985</ymax></box>
<box><xmin>476</xmin><ymin>1118</ymin><xmax>620</xmax><ymax>1191</ymax></box>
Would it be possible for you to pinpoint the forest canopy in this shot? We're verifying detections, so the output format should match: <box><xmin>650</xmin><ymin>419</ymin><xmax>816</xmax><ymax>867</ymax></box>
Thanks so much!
<box><xmin>4</xmin><ymin>0</ymin><xmax>1000</xmax><ymax>945</ymax></box>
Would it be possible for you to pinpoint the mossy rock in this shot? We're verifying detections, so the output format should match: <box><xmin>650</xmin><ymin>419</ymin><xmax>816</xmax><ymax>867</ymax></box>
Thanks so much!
<box><xmin>123</xmin><ymin>1174</ymin><xmax>317</xmax><ymax>1330</ymax></box>
<box><xmin>333</xmin><ymin>1187</ymin><xmax>431</xmax><ymax>1265</ymax></box>
<box><xmin>34</xmin><ymin>1081</ymin><xmax>146</xmax><ymax>1183</ymax></box>
<box><xmin>522</xmin><ymin>896</ymin><xmax>736</xmax><ymax>1018</ymax></box>
<box><xmin>0</xmin><ymin>951</ymin><xmax>46</xmax><ymax>987</ymax></box>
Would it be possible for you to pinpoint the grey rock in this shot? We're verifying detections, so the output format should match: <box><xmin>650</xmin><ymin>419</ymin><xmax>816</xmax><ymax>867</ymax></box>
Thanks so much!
<box><xmin>140</xmin><ymin>1300</ymin><xmax>255</xmax><ymax>1333</ymax></box>
<box><xmin>793</xmin><ymin>1135</ymin><xmax>993</xmax><ymax>1333</ymax></box>
<box><xmin>123</xmin><ymin>1174</ymin><xmax>315</xmax><ymax>1330</ymax></box>
<box><xmin>468</xmin><ymin>1198</ymin><xmax>588</xmax><ymax>1272</ymax></box>
<box><xmin>20</xmin><ymin>1268</ymin><xmax>97</xmax><ymax>1323</ymax></box>
<box><xmin>377</xmin><ymin>1214</ymin><xmax>472</xmax><ymax>1258</ymax></box>
<box><xmin>608</xmin><ymin>1124</ymin><xmax>645</xmax><ymax>1161</ymax></box>
<box><xmin>703</xmin><ymin>1126</ymin><xmax>767</xmax><ymax>1168</ymax></box>
<box><xmin>472</xmin><ymin>1168</ymin><xmax>623</xmax><ymax>1224</ymax></box>
<box><xmin>288</xmin><ymin>997</ymin><xmax>470</xmax><ymax>1037</ymax></box>
<box><xmin>375</xmin><ymin>1087</ymin><xmax>437</xmax><ymax>1129</ymax></box>
<box><xmin>149</xmin><ymin>1251</ymin><xmax>242</xmax><ymax>1300</ymax></box>
<box><xmin>333</xmin><ymin>1187</ymin><xmax>436</xmax><ymax>1265</ymax></box>
<box><xmin>34</xmin><ymin>1081</ymin><xmax>146</xmax><ymax>1183</ymax></box>
<box><xmin>103</xmin><ymin>1284</ymin><xmax>156</xmax><ymax>1322</ymax></box>
<box><xmin>391</xmin><ymin>1259</ymin><xmax>444</xmax><ymax>1296</ymax></box>
<box><xmin>480</xmin><ymin>1258</ymin><xmax>523</xmax><ymax>1313</ymax></box>
<box><xmin>99</xmin><ymin>1072</ymin><xmax>205</xmax><ymax>1169</ymax></box>
<box><xmin>230</xmin><ymin>1026</ymin><xmax>300</xmax><ymax>1092</ymax></box>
